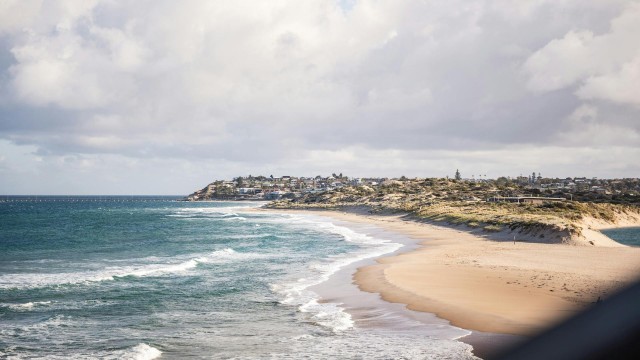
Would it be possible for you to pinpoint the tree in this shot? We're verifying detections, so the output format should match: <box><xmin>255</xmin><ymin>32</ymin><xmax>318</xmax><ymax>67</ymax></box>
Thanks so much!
<box><xmin>496</xmin><ymin>176</ymin><xmax>509</xmax><ymax>187</ymax></box>
<box><xmin>455</xmin><ymin>169</ymin><xmax>461</xmax><ymax>180</ymax></box>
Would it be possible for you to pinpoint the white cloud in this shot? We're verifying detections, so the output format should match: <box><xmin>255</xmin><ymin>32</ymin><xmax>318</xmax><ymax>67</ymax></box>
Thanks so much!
<box><xmin>523</xmin><ymin>2</ymin><xmax>640</xmax><ymax>107</ymax></box>
<box><xmin>553</xmin><ymin>104</ymin><xmax>640</xmax><ymax>147</ymax></box>
<box><xmin>523</xmin><ymin>30</ymin><xmax>595</xmax><ymax>92</ymax></box>
<box><xmin>90</xmin><ymin>26</ymin><xmax>151</xmax><ymax>72</ymax></box>
<box><xmin>0</xmin><ymin>0</ymin><xmax>639</xmax><ymax>194</ymax></box>
<box><xmin>8</xmin><ymin>26</ymin><xmax>134</xmax><ymax>109</ymax></box>
<box><xmin>0</xmin><ymin>0</ymin><xmax>98</xmax><ymax>34</ymax></box>
<box><xmin>577</xmin><ymin>54</ymin><xmax>640</xmax><ymax>106</ymax></box>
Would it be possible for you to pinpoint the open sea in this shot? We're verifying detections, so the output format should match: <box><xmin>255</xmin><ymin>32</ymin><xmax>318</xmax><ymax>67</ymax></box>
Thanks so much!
<box><xmin>0</xmin><ymin>197</ymin><xmax>475</xmax><ymax>359</ymax></box>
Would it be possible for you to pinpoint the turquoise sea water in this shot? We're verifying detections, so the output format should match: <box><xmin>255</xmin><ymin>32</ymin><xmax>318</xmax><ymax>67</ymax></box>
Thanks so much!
<box><xmin>601</xmin><ymin>227</ymin><xmax>640</xmax><ymax>247</ymax></box>
<box><xmin>0</xmin><ymin>197</ymin><xmax>474</xmax><ymax>359</ymax></box>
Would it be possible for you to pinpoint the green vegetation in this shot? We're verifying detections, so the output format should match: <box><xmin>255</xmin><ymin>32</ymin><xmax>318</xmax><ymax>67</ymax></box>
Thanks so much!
<box><xmin>266</xmin><ymin>177</ymin><xmax>640</xmax><ymax>240</ymax></box>
<box><xmin>186</xmin><ymin>174</ymin><xmax>640</xmax><ymax>241</ymax></box>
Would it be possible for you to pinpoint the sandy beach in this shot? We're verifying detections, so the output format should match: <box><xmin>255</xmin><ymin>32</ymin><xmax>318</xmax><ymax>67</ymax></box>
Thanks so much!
<box><xmin>261</xmin><ymin>208</ymin><xmax>640</xmax><ymax>357</ymax></box>
<box><xmin>321</xmin><ymin>211</ymin><xmax>640</xmax><ymax>333</ymax></box>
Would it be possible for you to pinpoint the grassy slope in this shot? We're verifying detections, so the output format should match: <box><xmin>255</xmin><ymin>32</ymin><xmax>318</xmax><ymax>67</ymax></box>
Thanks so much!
<box><xmin>266</xmin><ymin>180</ymin><xmax>640</xmax><ymax>244</ymax></box>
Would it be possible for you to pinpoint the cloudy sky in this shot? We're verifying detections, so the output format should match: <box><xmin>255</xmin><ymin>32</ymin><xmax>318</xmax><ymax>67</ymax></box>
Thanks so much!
<box><xmin>1</xmin><ymin>0</ymin><xmax>639</xmax><ymax>194</ymax></box>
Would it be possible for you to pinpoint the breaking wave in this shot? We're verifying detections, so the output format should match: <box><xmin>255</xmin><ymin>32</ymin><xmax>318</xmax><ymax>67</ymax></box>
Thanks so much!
<box><xmin>0</xmin><ymin>248</ymin><xmax>268</xmax><ymax>290</ymax></box>
<box><xmin>270</xmin><ymin>214</ymin><xmax>402</xmax><ymax>333</ymax></box>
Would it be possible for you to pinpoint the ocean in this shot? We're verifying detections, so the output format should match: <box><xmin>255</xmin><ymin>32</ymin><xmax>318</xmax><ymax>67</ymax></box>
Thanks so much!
<box><xmin>0</xmin><ymin>197</ymin><xmax>475</xmax><ymax>359</ymax></box>
<box><xmin>600</xmin><ymin>227</ymin><xmax>640</xmax><ymax>247</ymax></box>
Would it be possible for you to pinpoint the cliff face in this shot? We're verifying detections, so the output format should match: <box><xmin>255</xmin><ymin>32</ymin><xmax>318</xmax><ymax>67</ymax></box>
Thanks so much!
<box><xmin>184</xmin><ymin>182</ymin><xmax>265</xmax><ymax>201</ymax></box>
<box><xmin>185</xmin><ymin>184</ymin><xmax>215</xmax><ymax>201</ymax></box>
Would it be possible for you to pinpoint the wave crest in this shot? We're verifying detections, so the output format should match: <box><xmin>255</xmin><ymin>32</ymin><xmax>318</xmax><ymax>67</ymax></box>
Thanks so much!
<box><xmin>270</xmin><ymin>215</ymin><xmax>402</xmax><ymax>333</ymax></box>
<box><xmin>0</xmin><ymin>248</ymin><xmax>268</xmax><ymax>290</ymax></box>
<box><xmin>121</xmin><ymin>343</ymin><xmax>162</xmax><ymax>360</ymax></box>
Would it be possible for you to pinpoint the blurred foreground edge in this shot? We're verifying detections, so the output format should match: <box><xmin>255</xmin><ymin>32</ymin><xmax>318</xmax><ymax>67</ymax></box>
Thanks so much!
<box><xmin>493</xmin><ymin>279</ymin><xmax>640</xmax><ymax>360</ymax></box>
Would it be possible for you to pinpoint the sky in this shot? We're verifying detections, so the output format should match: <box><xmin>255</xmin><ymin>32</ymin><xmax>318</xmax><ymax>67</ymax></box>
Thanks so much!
<box><xmin>0</xmin><ymin>0</ymin><xmax>639</xmax><ymax>195</ymax></box>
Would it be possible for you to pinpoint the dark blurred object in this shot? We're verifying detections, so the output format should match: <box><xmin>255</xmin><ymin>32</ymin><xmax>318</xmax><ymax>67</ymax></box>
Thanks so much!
<box><xmin>493</xmin><ymin>280</ymin><xmax>640</xmax><ymax>360</ymax></box>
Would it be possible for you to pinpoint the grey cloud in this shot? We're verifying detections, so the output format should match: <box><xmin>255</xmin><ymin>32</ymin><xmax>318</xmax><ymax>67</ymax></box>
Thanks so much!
<box><xmin>0</xmin><ymin>0</ymin><xmax>639</xmax><ymax>195</ymax></box>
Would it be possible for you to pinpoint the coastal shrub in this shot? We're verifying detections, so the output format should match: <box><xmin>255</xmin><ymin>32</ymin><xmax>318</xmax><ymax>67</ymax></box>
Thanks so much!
<box><xmin>483</xmin><ymin>224</ymin><xmax>502</xmax><ymax>232</ymax></box>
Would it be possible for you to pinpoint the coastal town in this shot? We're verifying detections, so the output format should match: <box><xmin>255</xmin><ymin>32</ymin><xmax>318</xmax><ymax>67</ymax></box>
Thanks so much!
<box><xmin>185</xmin><ymin>172</ymin><xmax>640</xmax><ymax>205</ymax></box>
<box><xmin>185</xmin><ymin>173</ymin><xmax>640</xmax><ymax>248</ymax></box>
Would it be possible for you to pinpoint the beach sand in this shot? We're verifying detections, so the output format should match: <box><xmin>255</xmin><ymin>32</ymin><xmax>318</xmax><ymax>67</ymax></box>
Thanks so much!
<box><xmin>263</xmin><ymin>208</ymin><xmax>640</xmax><ymax>358</ymax></box>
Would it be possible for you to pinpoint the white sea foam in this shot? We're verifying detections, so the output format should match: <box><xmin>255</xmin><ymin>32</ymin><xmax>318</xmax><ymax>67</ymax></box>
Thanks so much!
<box><xmin>169</xmin><ymin>207</ymin><xmax>250</xmax><ymax>220</ymax></box>
<box><xmin>222</xmin><ymin>216</ymin><xmax>247</xmax><ymax>221</ymax></box>
<box><xmin>220</xmin><ymin>212</ymin><xmax>238</xmax><ymax>217</ymax></box>
<box><xmin>299</xmin><ymin>299</ymin><xmax>354</xmax><ymax>331</ymax></box>
<box><xmin>225</xmin><ymin>233</ymin><xmax>274</xmax><ymax>239</ymax></box>
<box><xmin>111</xmin><ymin>343</ymin><xmax>162</xmax><ymax>360</ymax></box>
<box><xmin>117</xmin><ymin>259</ymin><xmax>199</xmax><ymax>278</ymax></box>
<box><xmin>197</xmin><ymin>248</ymin><xmax>276</xmax><ymax>265</ymax></box>
<box><xmin>195</xmin><ymin>248</ymin><xmax>230</xmax><ymax>263</ymax></box>
<box><xmin>0</xmin><ymin>339</ymin><xmax>162</xmax><ymax>360</ymax></box>
<box><xmin>172</xmin><ymin>203</ymin><xmax>262</xmax><ymax>219</ymax></box>
<box><xmin>0</xmin><ymin>314</ymin><xmax>71</xmax><ymax>337</ymax></box>
<box><xmin>2</xmin><ymin>301</ymin><xmax>52</xmax><ymax>311</ymax></box>
<box><xmin>265</xmin><ymin>330</ymin><xmax>479</xmax><ymax>359</ymax></box>
<box><xmin>0</xmin><ymin>248</ymin><xmax>267</xmax><ymax>290</ymax></box>
<box><xmin>269</xmin><ymin>214</ymin><xmax>402</xmax><ymax>333</ymax></box>
<box><xmin>0</xmin><ymin>343</ymin><xmax>164</xmax><ymax>360</ymax></box>
<box><xmin>271</xmin><ymin>277</ymin><xmax>355</xmax><ymax>333</ymax></box>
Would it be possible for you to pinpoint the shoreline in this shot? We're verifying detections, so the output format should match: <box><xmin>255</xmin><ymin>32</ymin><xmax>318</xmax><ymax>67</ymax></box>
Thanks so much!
<box><xmin>252</xmin><ymin>208</ymin><xmax>484</xmax><ymax>350</ymax></box>
<box><xmin>259</xmin><ymin>207</ymin><xmax>640</xmax><ymax>358</ymax></box>
<box><xmin>333</xmin><ymin>210</ymin><xmax>640</xmax><ymax>333</ymax></box>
